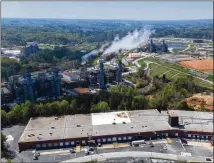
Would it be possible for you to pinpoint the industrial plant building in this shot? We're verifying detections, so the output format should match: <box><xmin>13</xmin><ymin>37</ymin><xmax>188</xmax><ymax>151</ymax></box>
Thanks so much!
<box><xmin>21</xmin><ymin>41</ymin><xmax>39</xmax><ymax>57</ymax></box>
<box><xmin>9</xmin><ymin>70</ymin><xmax>61</xmax><ymax>103</ymax></box>
<box><xmin>18</xmin><ymin>109</ymin><xmax>213</xmax><ymax>151</ymax></box>
<box><xmin>148</xmin><ymin>39</ymin><xmax>168</xmax><ymax>53</ymax></box>
<box><xmin>1</xmin><ymin>83</ymin><xmax>13</xmax><ymax>105</ymax></box>
<box><xmin>7</xmin><ymin>59</ymin><xmax>124</xmax><ymax>103</ymax></box>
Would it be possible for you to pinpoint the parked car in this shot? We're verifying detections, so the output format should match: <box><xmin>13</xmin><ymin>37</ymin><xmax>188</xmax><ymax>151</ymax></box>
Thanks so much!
<box><xmin>32</xmin><ymin>155</ymin><xmax>38</xmax><ymax>160</ymax></box>
<box><xmin>98</xmin><ymin>143</ymin><xmax>102</xmax><ymax>147</ymax></box>
<box><xmin>69</xmin><ymin>148</ymin><xmax>76</xmax><ymax>153</ymax></box>
<box><xmin>89</xmin><ymin>147</ymin><xmax>94</xmax><ymax>151</ymax></box>
<box><xmin>148</xmin><ymin>142</ymin><xmax>154</xmax><ymax>147</ymax></box>
<box><xmin>181</xmin><ymin>138</ymin><xmax>188</xmax><ymax>145</ymax></box>
<box><xmin>84</xmin><ymin>148</ymin><xmax>90</xmax><ymax>155</ymax></box>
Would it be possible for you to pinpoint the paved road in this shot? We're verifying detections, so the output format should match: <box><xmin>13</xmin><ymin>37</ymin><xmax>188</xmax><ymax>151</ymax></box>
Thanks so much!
<box><xmin>61</xmin><ymin>151</ymin><xmax>210</xmax><ymax>163</ymax></box>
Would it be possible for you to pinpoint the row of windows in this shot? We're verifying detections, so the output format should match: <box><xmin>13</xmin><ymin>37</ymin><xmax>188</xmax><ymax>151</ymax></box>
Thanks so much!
<box><xmin>35</xmin><ymin>136</ymin><xmax>133</xmax><ymax>148</ymax></box>
<box><xmin>34</xmin><ymin>134</ymin><xmax>212</xmax><ymax>149</ymax></box>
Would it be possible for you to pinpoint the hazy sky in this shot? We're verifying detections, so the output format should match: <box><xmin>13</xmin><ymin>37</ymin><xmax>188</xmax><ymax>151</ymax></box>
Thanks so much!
<box><xmin>2</xmin><ymin>1</ymin><xmax>213</xmax><ymax>20</ymax></box>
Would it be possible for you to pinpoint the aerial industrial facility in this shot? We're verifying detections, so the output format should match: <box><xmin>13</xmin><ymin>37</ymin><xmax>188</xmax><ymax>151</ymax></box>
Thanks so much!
<box><xmin>18</xmin><ymin>109</ymin><xmax>213</xmax><ymax>151</ymax></box>
<box><xmin>8</xmin><ymin>59</ymin><xmax>124</xmax><ymax>103</ymax></box>
<box><xmin>9</xmin><ymin>70</ymin><xmax>61</xmax><ymax>103</ymax></box>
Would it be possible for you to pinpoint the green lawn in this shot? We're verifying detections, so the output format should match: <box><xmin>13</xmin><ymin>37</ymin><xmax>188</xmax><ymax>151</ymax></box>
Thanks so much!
<box><xmin>150</xmin><ymin>66</ymin><xmax>169</xmax><ymax>77</ymax></box>
<box><xmin>166</xmin><ymin>70</ymin><xmax>180</xmax><ymax>79</ymax></box>
<box><xmin>138</xmin><ymin>60</ymin><xmax>146</xmax><ymax>68</ymax></box>
<box><xmin>199</xmin><ymin>82</ymin><xmax>213</xmax><ymax>90</ymax></box>
<box><xmin>207</xmin><ymin>74</ymin><xmax>213</xmax><ymax>82</ymax></box>
<box><xmin>138</xmin><ymin>57</ymin><xmax>213</xmax><ymax>90</ymax></box>
<box><xmin>92</xmin><ymin>57</ymin><xmax>100</xmax><ymax>65</ymax></box>
<box><xmin>149</xmin><ymin>63</ymin><xmax>158</xmax><ymax>69</ymax></box>
<box><xmin>38</xmin><ymin>44</ymin><xmax>55</xmax><ymax>50</ymax></box>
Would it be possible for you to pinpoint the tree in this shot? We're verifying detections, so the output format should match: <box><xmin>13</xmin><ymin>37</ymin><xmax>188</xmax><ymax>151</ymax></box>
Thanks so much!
<box><xmin>49</xmin><ymin>102</ymin><xmax>60</xmax><ymax>115</ymax></box>
<box><xmin>148</xmin><ymin>97</ymin><xmax>162</xmax><ymax>109</ymax></box>
<box><xmin>69</xmin><ymin>99</ymin><xmax>77</xmax><ymax>114</ymax></box>
<box><xmin>60</xmin><ymin>100</ymin><xmax>69</xmax><ymax>114</ymax></box>
<box><xmin>132</xmin><ymin>95</ymin><xmax>148</xmax><ymax>110</ymax></box>
<box><xmin>21</xmin><ymin>100</ymin><xmax>33</xmax><ymax>122</ymax></box>
<box><xmin>91</xmin><ymin>101</ymin><xmax>110</xmax><ymax>113</ymax></box>
<box><xmin>7</xmin><ymin>104</ymin><xmax>22</xmax><ymax>124</ymax></box>
<box><xmin>1</xmin><ymin>132</ymin><xmax>7</xmax><ymax>157</ymax></box>
<box><xmin>1</xmin><ymin>110</ymin><xmax>8</xmax><ymax>127</ymax></box>
<box><xmin>176</xmin><ymin>101</ymin><xmax>194</xmax><ymax>111</ymax></box>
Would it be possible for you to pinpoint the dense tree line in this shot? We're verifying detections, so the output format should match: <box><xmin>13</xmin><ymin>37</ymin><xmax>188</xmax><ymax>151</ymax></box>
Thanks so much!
<box><xmin>2</xmin><ymin>23</ymin><xmax>212</xmax><ymax>48</ymax></box>
<box><xmin>30</xmin><ymin>46</ymin><xmax>86</xmax><ymax>63</ymax></box>
<box><xmin>152</xmin><ymin>26</ymin><xmax>213</xmax><ymax>39</ymax></box>
<box><xmin>1</xmin><ymin>24</ymin><xmax>130</xmax><ymax>47</ymax></box>
<box><xmin>2</xmin><ymin>75</ymin><xmax>210</xmax><ymax>128</ymax></box>
<box><xmin>1</xmin><ymin>47</ymin><xmax>84</xmax><ymax>81</ymax></box>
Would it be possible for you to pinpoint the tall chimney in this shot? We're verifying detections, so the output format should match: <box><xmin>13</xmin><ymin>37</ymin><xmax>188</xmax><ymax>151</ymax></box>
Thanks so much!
<box><xmin>25</xmin><ymin>72</ymin><xmax>34</xmax><ymax>101</ymax></box>
<box><xmin>99</xmin><ymin>59</ymin><xmax>105</xmax><ymax>89</ymax></box>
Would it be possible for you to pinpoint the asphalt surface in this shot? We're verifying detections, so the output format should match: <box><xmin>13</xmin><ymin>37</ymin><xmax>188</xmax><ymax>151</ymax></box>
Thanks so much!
<box><xmin>2</xmin><ymin>125</ymin><xmax>26</xmax><ymax>151</ymax></box>
<box><xmin>7</xmin><ymin>138</ymin><xmax>212</xmax><ymax>163</ymax></box>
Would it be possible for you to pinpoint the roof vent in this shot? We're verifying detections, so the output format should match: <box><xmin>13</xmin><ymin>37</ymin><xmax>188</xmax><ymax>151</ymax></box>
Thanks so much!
<box><xmin>51</xmin><ymin>127</ymin><xmax>55</xmax><ymax>129</ymax></box>
<box><xmin>77</xmin><ymin>124</ymin><xmax>81</xmax><ymax>127</ymax></box>
<box><xmin>112</xmin><ymin>122</ymin><xmax>116</xmax><ymax>125</ymax></box>
<box><xmin>123</xmin><ymin>121</ymin><xmax>126</xmax><ymax>124</ymax></box>
<box><xmin>131</xmin><ymin>127</ymin><xmax>134</xmax><ymax>129</ymax></box>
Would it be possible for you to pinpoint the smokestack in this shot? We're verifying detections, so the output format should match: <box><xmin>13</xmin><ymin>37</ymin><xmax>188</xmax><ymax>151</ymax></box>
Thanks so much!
<box><xmin>116</xmin><ymin>60</ymin><xmax>122</xmax><ymax>83</ymax></box>
<box><xmin>150</xmin><ymin>39</ymin><xmax>153</xmax><ymax>53</ymax></box>
<box><xmin>25</xmin><ymin>72</ymin><xmax>34</xmax><ymax>101</ymax></box>
<box><xmin>99</xmin><ymin>59</ymin><xmax>105</xmax><ymax>89</ymax></box>
<box><xmin>53</xmin><ymin>68</ymin><xmax>60</xmax><ymax>98</ymax></box>
<box><xmin>161</xmin><ymin>39</ymin><xmax>167</xmax><ymax>53</ymax></box>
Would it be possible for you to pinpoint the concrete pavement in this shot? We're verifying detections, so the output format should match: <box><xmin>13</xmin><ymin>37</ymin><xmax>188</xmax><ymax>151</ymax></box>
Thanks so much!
<box><xmin>61</xmin><ymin>151</ymin><xmax>210</xmax><ymax>163</ymax></box>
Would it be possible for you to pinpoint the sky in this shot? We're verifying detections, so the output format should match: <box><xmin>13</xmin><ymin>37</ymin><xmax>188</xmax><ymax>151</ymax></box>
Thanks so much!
<box><xmin>2</xmin><ymin>1</ymin><xmax>213</xmax><ymax>20</ymax></box>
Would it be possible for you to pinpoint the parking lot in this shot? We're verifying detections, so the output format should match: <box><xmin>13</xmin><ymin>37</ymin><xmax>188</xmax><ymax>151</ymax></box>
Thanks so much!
<box><xmin>5</xmin><ymin>138</ymin><xmax>211</xmax><ymax>162</ymax></box>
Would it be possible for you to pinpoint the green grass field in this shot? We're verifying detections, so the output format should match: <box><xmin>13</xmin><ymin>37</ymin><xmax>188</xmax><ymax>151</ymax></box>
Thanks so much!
<box><xmin>138</xmin><ymin>60</ymin><xmax>147</xmax><ymax>68</ymax></box>
<box><xmin>92</xmin><ymin>57</ymin><xmax>100</xmax><ymax>65</ymax></box>
<box><xmin>38</xmin><ymin>44</ymin><xmax>55</xmax><ymax>50</ymax></box>
<box><xmin>165</xmin><ymin>70</ymin><xmax>180</xmax><ymax>79</ymax></box>
<box><xmin>149</xmin><ymin>63</ymin><xmax>158</xmax><ymax>69</ymax></box>
<box><xmin>150</xmin><ymin>66</ymin><xmax>169</xmax><ymax>77</ymax></box>
<box><xmin>142</xmin><ymin>57</ymin><xmax>213</xmax><ymax>90</ymax></box>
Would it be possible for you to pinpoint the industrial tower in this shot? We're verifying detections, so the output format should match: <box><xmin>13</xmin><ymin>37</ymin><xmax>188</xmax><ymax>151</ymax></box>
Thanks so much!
<box><xmin>149</xmin><ymin>39</ymin><xmax>156</xmax><ymax>53</ymax></box>
<box><xmin>161</xmin><ymin>39</ymin><xmax>168</xmax><ymax>53</ymax></box>
<box><xmin>25</xmin><ymin>72</ymin><xmax>34</xmax><ymax>101</ymax></box>
<box><xmin>99</xmin><ymin>59</ymin><xmax>105</xmax><ymax>89</ymax></box>
<box><xmin>53</xmin><ymin>68</ymin><xmax>60</xmax><ymax>98</ymax></box>
<box><xmin>116</xmin><ymin>60</ymin><xmax>122</xmax><ymax>83</ymax></box>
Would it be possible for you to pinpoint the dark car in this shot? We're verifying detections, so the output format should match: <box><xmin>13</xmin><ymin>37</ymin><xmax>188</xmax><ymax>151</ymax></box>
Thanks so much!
<box><xmin>206</xmin><ymin>158</ymin><xmax>212</xmax><ymax>162</ymax></box>
<box><xmin>89</xmin><ymin>147</ymin><xmax>94</xmax><ymax>151</ymax></box>
<box><xmin>181</xmin><ymin>138</ymin><xmax>188</xmax><ymax>145</ymax></box>
<box><xmin>70</xmin><ymin>148</ymin><xmax>76</xmax><ymax>153</ymax></box>
<box><xmin>98</xmin><ymin>143</ymin><xmax>102</xmax><ymax>147</ymax></box>
<box><xmin>148</xmin><ymin>142</ymin><xmax>154</xmax><ymax>147</ymax></box>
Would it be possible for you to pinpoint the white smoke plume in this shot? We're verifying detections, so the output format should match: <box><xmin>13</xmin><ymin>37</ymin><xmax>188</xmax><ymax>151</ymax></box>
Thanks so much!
<box><xmin>103</xmin><ymin>25</ymin><xmax>154</xmax><ymax>55</ymax></box>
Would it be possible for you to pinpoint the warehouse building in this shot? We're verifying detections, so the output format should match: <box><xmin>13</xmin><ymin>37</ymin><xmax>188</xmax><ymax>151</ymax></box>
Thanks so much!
<box><xmin>18</xmin><ymin>109</ymin><xmax>213</xmax><ymax>151</ymax></box>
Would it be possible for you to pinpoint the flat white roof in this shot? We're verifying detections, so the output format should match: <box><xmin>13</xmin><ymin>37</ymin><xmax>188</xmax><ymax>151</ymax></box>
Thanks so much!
<box><xmin>92</xmin><ymin>111</ymin><xmax>131</xmax><ymax>126</ymax></box>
